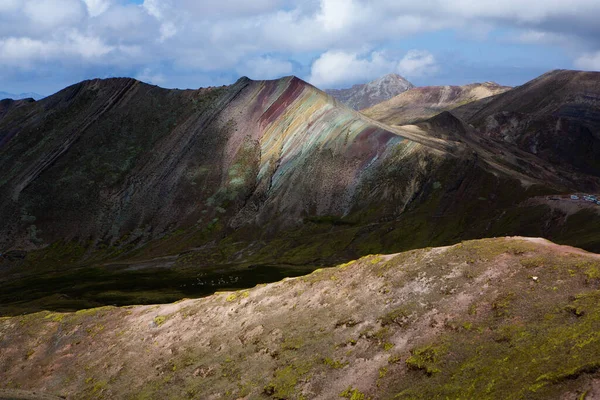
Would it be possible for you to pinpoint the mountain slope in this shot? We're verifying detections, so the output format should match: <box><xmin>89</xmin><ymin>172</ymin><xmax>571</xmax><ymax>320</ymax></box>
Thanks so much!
<box><xmin>362</xmin><ymin>82</ymin><xmax>511</xmax><ymax>126</ymax></box>
<box><xmin>325</xmin><ymin>73</ymin><xmax>414</xmax><ymax>110</ymax></box>
<box><xmin>0</xmin><ymin>76</ymin><xmax>424</xmax><ymax>251</ymax></box>
<box><xmin>452</xmin><ymin>69</ymin><xmax>600</xmax><ymax>177</ymax></box>
<box><xmin>3</xmin><ymin>237</ymin><xmax>600</xmax><ymax>399</ymax></box>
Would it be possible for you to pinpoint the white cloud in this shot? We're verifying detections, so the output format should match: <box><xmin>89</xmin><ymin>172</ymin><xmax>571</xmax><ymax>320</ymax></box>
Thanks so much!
<box><xmin>574</xmin><ymin>52</ymin><xmax>600</xmax><ymax>71</ymax></box>
<box><xmin>83</xmin><ymin>0</ymin><xmax>111</xmax><ymax>17</ymax></box>
<box><xmin>308</xmin><ymin>49</ymin><xmax>437</xmax><ymax>88</ymax></box>
<box><xmin>0</xmin><ymin>0</ymin><xmax>20</xmax><ymax>13</ymax></box>
<box><xmin>308</xmin><ymin>50</ymin><xmax>395</xmax><ymax>88</ymax></box>
<box><xmin>23</xmin><ymin>0</ymin><xmax>85</xmax><ymax>28</ymax></box>
<box><xmin>0</xmin><ymin>37</ymin><xmax>53</xmax><ymax>67</ymax></box>
<box><xmin>373</xmin><ymin>0</ymin><xmax>600</xmax><ymax>25</ymax></box>
<box><xmin>0</xmin><ymin>33</ymin><xmax>114</xmax><ymax>67</ymax></box>
<box><xmin>141</xmin><ymin>0</ymin><xmax>178</xmax><ymax>41</ymax></box>
<box><xmin>91</xmin><ymin>4</ymin><xmax>153</xmax><ymax>40</ymax></box>
<box><xmin>136</xmin><ymin>68</ymin><xmax>166</xmax><ymax>85</ymax></box>
<box><xmin>142</xmin><ymin>0</ymin><xmax>165</xmax><ymax>19</ymax></box>
<box><xmin>66</xmin><ymin>31</ymin><xmax>113</xmax><ymax>59</ymax></box>
<box><xmin>513</xmin><ymin>30</ymin><xmax>573</xmax><ymax>47</ymax></box>
<box><xmin>317</xmin><ymin>0</ymin><xmax>363</xmax><ymax>32</ymax></box>
<box><xmin>175</xmin><ymin>0</ymin><xmax>284</xmax><ymax>16</ymax></box>
<box><xmin>238</xmin><ymin>56</ymin><xmax>293</xmax><ymax>80</ymax></box>
<box><xmin>397</xmin><ymin>50</ymin><xmax>438</xmax><ymax>77</ymax></box>
<box><xmin>3</xmin><ymin>0</ymin><xmax>600</xmax><ymax>92</ymax></box>
<box><xmin>158</xmin><ymin>22</ymin><xmax>177</xmax><ymax>41</ymax></box>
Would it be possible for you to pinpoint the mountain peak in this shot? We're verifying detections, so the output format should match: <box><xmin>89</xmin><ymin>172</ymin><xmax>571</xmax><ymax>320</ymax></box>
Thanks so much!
<box><xmin>377</xmin><ymin>72</ymin><xmax>409</xmax><ymax>81</ymax></box>
<box><xmin>368</xmin><ymin>73</ymin><xmax>413</xmax><ymax>87</ymax></box>
<box><xmin>324</xmin><ymin>73</ymin><xmax>414</xmax><ymax>110</ymax></box>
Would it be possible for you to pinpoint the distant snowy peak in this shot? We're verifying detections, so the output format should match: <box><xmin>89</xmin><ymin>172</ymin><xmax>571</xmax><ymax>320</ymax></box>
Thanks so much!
<box><xmin>325</xmin><ymin>73</ymin><xmax>414</xmax><ymax>110</ymax></box>
<box><xmin>0</xmin><ymin>91</ymin><xmax>44</xmax><ymax>101</ymax></box>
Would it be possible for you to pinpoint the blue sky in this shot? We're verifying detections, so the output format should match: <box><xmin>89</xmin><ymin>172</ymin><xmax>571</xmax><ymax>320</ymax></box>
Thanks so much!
<box><xmin>1</xmin><ymin>0</ymin><xmax>600</xmax><ymax>96</ymax></box>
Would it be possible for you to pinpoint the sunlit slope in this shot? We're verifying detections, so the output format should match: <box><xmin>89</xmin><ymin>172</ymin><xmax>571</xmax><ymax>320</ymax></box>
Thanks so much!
<box><xmin>362</xmin><ymin>82</ymin><xmax>510</xmax><ymax>126</ymax></box>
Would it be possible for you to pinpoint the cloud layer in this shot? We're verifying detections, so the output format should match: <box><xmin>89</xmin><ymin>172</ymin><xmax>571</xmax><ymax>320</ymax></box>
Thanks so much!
<box><xmin>1</xmin><ymin>0</ymin><xmax>600</xmax><ymax>93</ymax></box>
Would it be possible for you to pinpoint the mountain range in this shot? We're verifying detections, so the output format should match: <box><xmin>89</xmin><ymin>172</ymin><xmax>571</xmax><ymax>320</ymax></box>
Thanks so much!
<box><xmin>325</xmin><ymin>73</ymin><xmax>414</xmax><ymax>110</ymax></box>
<box><xmin>2</xmin><ymin>69</ymin><xmax>600</xmax><ymax>399</ymax></box>
<box><xmin>2</xmin><ymin>70</ymin><xmax>600</xmax><ymax>312</ymax></box>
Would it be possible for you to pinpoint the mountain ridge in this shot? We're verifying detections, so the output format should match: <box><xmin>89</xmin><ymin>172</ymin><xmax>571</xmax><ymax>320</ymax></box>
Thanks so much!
<box><xmin>362</xmin><ymin>81</ymin><xmax>511</xmax><ymax>126</ymax></box>
<box><xmin>452</xmin><ymin>69</ymin><xmax>600</xmax><ymax>177</ymax></box>
<box><xmin>0</xmin><ymin>75</ymin><xmax>421</xmax><ymax>251</ymax></box>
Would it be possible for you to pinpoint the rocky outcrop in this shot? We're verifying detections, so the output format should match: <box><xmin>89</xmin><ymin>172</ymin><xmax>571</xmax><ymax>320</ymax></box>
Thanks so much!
<box><xmin>325</xmin><ymin>73</ymin><xmax>414</xmax><ymax>110</ymax></box>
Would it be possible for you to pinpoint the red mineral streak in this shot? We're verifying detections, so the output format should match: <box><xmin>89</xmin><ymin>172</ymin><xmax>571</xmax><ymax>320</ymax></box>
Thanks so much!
<box><xmin>259</xmin><ymin>77</ymin><xmax>305</xmax><ymax>127</ymax></box>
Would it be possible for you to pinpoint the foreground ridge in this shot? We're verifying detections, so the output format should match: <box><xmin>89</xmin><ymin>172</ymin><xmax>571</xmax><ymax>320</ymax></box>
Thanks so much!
<box><xmin>2</xmin><ymin>237</ymin><xmax>600</xmax><ymax>399</ymax></box>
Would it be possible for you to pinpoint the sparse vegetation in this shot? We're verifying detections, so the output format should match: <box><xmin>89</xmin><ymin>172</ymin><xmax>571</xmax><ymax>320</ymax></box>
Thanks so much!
<box><xmin>3</xmin><ymin>238</ymin><xmax>600</xmax><ymax>399</ymax></box>
<box><xmin>264</xmin><ymin>363</ymin><xmax>310</xmax><ymax>399</ymax></box>
<box><xmin>406</xmin><ymin>344</ymin><xmax>446</xmax><ymax>375</ymax></box>
<box><xmin>323</xmin><ymin>357</ymin><xmax>348</xmax><ymax>369</ymax></box>
<box><xmin>380</xmin><ymin>307</ymin><xmax>412</xmax><ymax>327</ymax></box>
<box><xmin>340</xmin><ymin>387</ymin><xmax>369</xmax><ymax>400</ymax></box>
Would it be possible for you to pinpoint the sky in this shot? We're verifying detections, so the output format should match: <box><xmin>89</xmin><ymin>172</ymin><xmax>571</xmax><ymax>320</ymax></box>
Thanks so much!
<box><xmin>1</xmin><ymin>0</ymin><xmax>600</xmax><ymax>96</ymax></box>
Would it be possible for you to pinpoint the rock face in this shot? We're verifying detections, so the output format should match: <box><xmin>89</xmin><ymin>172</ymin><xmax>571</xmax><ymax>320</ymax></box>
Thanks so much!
<box><xmin>3</xmin><ymin>237</ymin><xmax>600</xmax><ymax>399</ymax></box>
<box><xmin>453</xmin><ymin>69</ymin><xmax>600</xmax><ymax>177</ymax></box>
<box><xmin>362</xmin><ymin>82</ymin><xmax>511</xmax><ymax>125</ymax></box>
<box><xmin>325</xmin><ymin>73</ymin><xmax>414</xmax><ymax>110</ymax></box>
